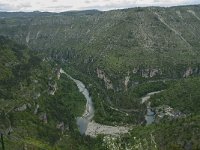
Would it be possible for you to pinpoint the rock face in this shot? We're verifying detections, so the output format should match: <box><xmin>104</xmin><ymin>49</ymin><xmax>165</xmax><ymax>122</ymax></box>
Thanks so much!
<box><xmin>132</xmin><ymin>68</ymin><xmax>161</xmax><ymax>78</ymax></box>
<box><xmin>149</xmin><ymin>69</ymin><xmax>160</xmax><ymax>78</ymax></box>
<box><xmin>96</xmin><ymin>68</ymin><xmax>113</xmax><ymax>89</ymax></box>
<box><xmin>34</xmin><ymin>104</ymin><xmax>40</xmax><ymax>115</ymax></box>
<box><xmin>57</xmin><ymin>68</ymin><xmax>61</xmax><ymax>79</ymax></box>
<box><xmin>183</xmin><ymin>67</ymin><xmax>193</xmax><ymax>78</ymax></box>
<box><xmin>56</xmin><ymin>122</ymin><xmax>65</xmax><ymax>134</ymax></box>
<box><xmin>124</xmin><ymin>76</ymin><xmax>130</xmax><ymax>91</ymax></box>
<box><xmin>141</xmin><ymin>68</ymin><xmax>160</xmax><ymax>78</ymax></box>
<box><xmin>15</xmin><ymin>104</ymin><xmax>27</xmax><ymax>112</ymax></box>
<box><xmin>39</xmin><ymin>113</ymin><xmax>47</xmax><ymax>123</ymax></box>
<box><xmin>26</xmin><ymin>32</ymin><xmax>30</xmax><ymax>44</ymax></box>
<box><xmin>33</xmin><ymin>93</ymin><xmax>41</xmax><ymax>100</ymax></box>
<box><xmin>132</xmin><ymin>68</ymin><xmax>138</xmax><ymax>74</ymax></box>
<box><xmin>182</xmin><ymin>66</ymin><xmax>200</xmax><ymax>78</ymax></box>
<box><xmin>142</xmin><ymin>69</ymin><xmax>150</xmax><ymax>78</ymax></box>
<box><xmin>49</xmin><ymin>82</ymin><xmax>58</xmax><ymax>95</ymax></box>
<box><xmin>4</xmin><ymin>126</ymin><xmax>14</xmax><ymax>135</ymax></box>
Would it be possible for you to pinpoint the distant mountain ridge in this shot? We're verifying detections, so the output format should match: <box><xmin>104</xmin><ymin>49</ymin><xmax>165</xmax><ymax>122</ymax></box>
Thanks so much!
<box><xmin>0</xmin><ymin>5</ymin><xmax>200</xmax><ymax>74</ymax></box>
<box><xmin>1</xmin><ymin>4</ymin><xmax>200</xmax><ymax>149</ymax></box>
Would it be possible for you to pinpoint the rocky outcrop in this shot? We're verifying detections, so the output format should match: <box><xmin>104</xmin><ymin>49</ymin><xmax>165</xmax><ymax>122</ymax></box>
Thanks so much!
<box><xmin>34</xmin><ymin>104</ymin><xmax>40</xmax><ymax>115</ymax></box>
<box><xmin>49</xmin><ymin>82</ymin><xmax>57</xmax><ymax>95</ymax></box>
<box><xmin>96</xmin><ymin>68</ymin><xmax>113</xmax><ymax>89</ymax></box>
<box><xmin>4</xmin><ymin>126</ymin><xmax>13</xmax><ymax>135</ymax></box>
<box><xmin>56</xmin><ymin>122</ymin><xmax>65</xmax><ymax>134</ymax></box>
<box><xmin>133</xmin><ymin>68</ymin><xmax>161</xmax><ymax>78</ymax></box>
<box><xmin>33</xmin><ymin>93</ymin><xmax>41</xmax><ymax>100</ymax></box>
<box><xmin>15</xmin><ymin>104</ymin><xmax>27</xmax><ymax>112</ymax></box>
<box><xmin>36</xmin><ymin>31</ymin><xmax>41</xmax><ymax>39</ymax></box>
<box><xmin>141</xmin><ymin>68</ymin><xmax>160</xmax><ymax>78</ymax></box>
<box><xmin>39</xmin><ymin>112</ymin><xmax>47</xmax><ymax>123</ymax></box>
<box><xmin>124</xmin><ymin>72</ymin><xmax>130</xmax><ymax>91</ymax></box>
<box><xmin>132</xmin><ymin>68</ymin><xmax>138</xmax><ymax>74</ymax></box>
<box><xmin>149</xmin><ymin>69</ymin><xmax>160</xmax><ymax>78</ymax></box>
<box><xmin>124</xmin><ymin>76</ymin><xmax>130</xmax><ymax>91</ymax></box>
<box><xmin>142</xmin><ymin>69</ymin><xmax>150</xmax><ymax>78</ymax></box>
<box><xmin>23</xmin><ymin>144</ymin><xmax>28</xmax><ymax>150</ymax></box>
<box><xmin>26</xmin><ymin>32</ymin><xmax>30</xmax><ymax>44</ymax></box>
<box><xmin>57</xmin><ymin>68</ymin><xmax>61</xmax><ymax>79</ymax></box>
<box><xmin>183</xmin><ymin>67</ymin><xmax>193</xmax><ymax>78</ymax></box>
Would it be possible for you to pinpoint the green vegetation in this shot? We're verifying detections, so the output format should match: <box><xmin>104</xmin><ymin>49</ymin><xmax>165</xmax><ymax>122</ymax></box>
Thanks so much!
<box><xmin>1</xmin><ymin>5</ymin><xmax>200</xmax><ymax>110</ymax></box>
<box><xmin>0</xmin><ymin>36</ymin><xmax>97</xmax><ymax>149</ymax></box>
<box><xmin>109</xmin><ymin>115</ymin><xmax>200</xmax><ymax>150</ymax></box>
<box><xmin>1</xmin><ymin>4</ymin><xmax>200</xmax><ymax>149</ymax></box>
<box><xmin>151</xmin><ymin>77</ymin><xmax>200</xmax><ymax>114</ymax></box>
<box><xmin>1</xmin><ymin>6</ymin><xmax>200</xmax><ymax>77</ymax></box>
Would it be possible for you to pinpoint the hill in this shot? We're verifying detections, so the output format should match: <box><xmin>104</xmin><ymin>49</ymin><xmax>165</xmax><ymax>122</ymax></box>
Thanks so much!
<box><xmin>1</xmin><ymin>4</ymin><xmax>200</xmax><ymax>149</ymax></box>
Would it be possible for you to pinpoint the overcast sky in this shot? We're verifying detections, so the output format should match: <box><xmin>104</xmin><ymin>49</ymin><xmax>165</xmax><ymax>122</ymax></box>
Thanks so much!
<box><xmin>0</xmin><ymin>0</ymin><xmax>199</xmax><ymax>12</ymax></box>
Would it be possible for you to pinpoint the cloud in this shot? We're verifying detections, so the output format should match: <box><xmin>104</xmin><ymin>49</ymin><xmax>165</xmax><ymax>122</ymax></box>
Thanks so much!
<box><xmin>78</xmin><ymin>0</ymin><xmax>200</xmax><ymax>11</ymax></box>
<box><xmin>45</xmin><ymin>5</ymin><xmax>73</xmax><ymax>12</ymax></box>
<box><xmin>0</xmin><ymin>3</ymin><xmax>13</xmax><ymax>11</ymax></box>
<box><xmin>0</xmin><ymin>0</ymin><xmax>199</xmax><ymax>12</ymax></box>
<box><xmin>0</xmin><ymin>1</ymin><xmax>32</xmax><ymax>11</ymax></box>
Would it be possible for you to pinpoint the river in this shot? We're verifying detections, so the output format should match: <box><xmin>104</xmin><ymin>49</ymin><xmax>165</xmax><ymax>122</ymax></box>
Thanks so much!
<box><xmin>60</xmin><ymin>68</ymin><xmax>162</xmax><ymax>136</ymax></box>
<box><xmin>60</xmin><ymin>69</ymin><xmax>130</xmax><ymax>136</ymax></box>
<box><xmin>141</xmin><ymin>91</ymin><xmax>163</xmax><ymax>125</ymax></box>
<box><xmin>60</xmin><ymin>69</ymin><xmax>94</xmax><ymax>134</ymax></box>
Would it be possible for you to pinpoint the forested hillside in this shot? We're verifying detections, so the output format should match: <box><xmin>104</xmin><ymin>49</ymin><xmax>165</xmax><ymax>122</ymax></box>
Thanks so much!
<box><xmin>0</xmin><ymin>36</ymin><xmax>102</xmax><ymax>149</ymax></box>
<box><xmin>1</xmin><ymin>5</ymin><xmax>200</xmax><ymax>109</ymax></box>
<box><xmin>0</xmin><ymin>4</ymin><xmax>200</xmax><ymax>150</ymax></box>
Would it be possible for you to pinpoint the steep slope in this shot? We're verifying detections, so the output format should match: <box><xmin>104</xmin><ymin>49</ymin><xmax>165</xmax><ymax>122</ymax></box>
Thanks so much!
<box><xmin>105</xmin><ymin>77</ymin><xmax>200</xmax><ymax>149</ymax></box>
<box><xmin>0</xmin><ymin>5</ymin><xmax>200</xmax><ymax>92</ymax></box>
<box><xmin>0</xmin><ymin>36</ymin><xmax>100</xmax><ymax>149</ymax></box>
<box><xmin>1</xmin><ymin>4</ymin><xmax>200</xmax><ymax>129</ymax></box>
<box><xmin>0</xmin><ymin>6</ymin><xmax>200</xmax><ymax>73</ymax></box>
<box><xmin>1</xmin><ymin>5</ymin><xmax>200</xmax><ymax>149</ymax></box>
